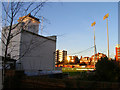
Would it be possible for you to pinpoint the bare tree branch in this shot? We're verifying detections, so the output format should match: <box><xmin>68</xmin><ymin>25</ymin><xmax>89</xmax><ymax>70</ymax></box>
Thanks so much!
<box><xmin>1</xmin><ymin>39</ymin><xmax>6</xmax><ymax>46</ymax></box>
<box><xmin>13</xmin><ymin>2</ymin><xmax>24</xmax><ymax>17</ymax></box>
<box><xmin>30</xmin><ymin>2</ymin><xmax>45</xmax><ymax>15</ymax></box>
<box><xmin>24</xmin><ymin>2</ymin><xmax>34</xmax><ymax>14</ymax></box>
<box><xmin>34</xmin><ymin>2</ymin><xmax>45</xmax><ymax>16</ymax></box>
<box><xmin>1</xmin><ymin>1</ymin><xmax>47</xmax><ymax>86</ymax></box>
<box><xmin>2</xmin><ymin>2</ymin><xmax>11</xmax><ymax>19</ymax></box>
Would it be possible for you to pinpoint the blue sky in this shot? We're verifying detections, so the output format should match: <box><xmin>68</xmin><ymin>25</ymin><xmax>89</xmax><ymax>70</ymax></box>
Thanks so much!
<box><xmin>0</xmin><ymin>2</ymin><xmax>118</xmax><ymax>58</ymax></box>
<box><xmin>39</xmin><ymin>2</ymin><xmax>118</xmax><ymax>58</ymax></box>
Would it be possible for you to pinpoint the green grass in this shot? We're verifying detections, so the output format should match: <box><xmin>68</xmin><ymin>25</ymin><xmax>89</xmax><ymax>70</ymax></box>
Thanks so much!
<box><xmin>62</xmin><ymin>67</ymin><xmax>94</xmax><ymax>72</ymax></box>
<box><xmin>62</xmin><ymin>68</ymin><xmax>78</xmax><ymax>72</ymax></box>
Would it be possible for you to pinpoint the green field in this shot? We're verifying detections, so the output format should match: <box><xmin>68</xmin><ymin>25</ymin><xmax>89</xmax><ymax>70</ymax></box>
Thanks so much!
<box><xmin>62</xmin><ymin>67</ymin><xmax>95</xmax><ymax>72</ymax></box>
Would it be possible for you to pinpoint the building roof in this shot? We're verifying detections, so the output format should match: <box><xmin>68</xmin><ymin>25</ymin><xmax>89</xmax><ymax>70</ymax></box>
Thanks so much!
<box><xmin>91</xmin><ymin>53</ymin><xmax>106</xmax><ymax>58</ymax></box>
<box><xmin>22</xmin><ymin>30</ymin><xmax>56</xmax><ymax>42</ymax></box>
<box><xmin>18</xmin><ymin>13</ymin><xmax>40</xmax><ymax>23</ymax></box>
<box><xmin>27</xmin><ymin>13</ymin><xmax>40</xmax><ymax>22</ymax></box>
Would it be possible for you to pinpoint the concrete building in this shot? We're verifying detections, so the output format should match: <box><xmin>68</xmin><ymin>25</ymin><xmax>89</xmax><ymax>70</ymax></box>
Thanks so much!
<box><xmin>55</xmin><ymin>50</ymin><xmax>67</xmax><ymax>64</ymax></box>
<box><xmin>2</xmin><ymin>13</ymin><xmax>56</xmax><ymax>72</ymax></box>
<box><xmin>0</xmin><ymin>56</ymin><xmax>2</xmax><ymax>69</ymax></box>
<box><xmin>115</xmin><ymin>44</ymin><xmax>120</xmax><ymax>62</ymax></box>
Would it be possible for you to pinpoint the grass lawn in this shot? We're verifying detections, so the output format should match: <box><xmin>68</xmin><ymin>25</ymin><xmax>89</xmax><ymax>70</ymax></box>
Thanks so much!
<box><xmin>62</xmin><ymin>67</ymin><xmax>94</xmax><ymax>72</ymax></box>
<box><xmin>62</xmin><ymin>67</ymin><xmax>94</xmax><ymax>79</ymax></box>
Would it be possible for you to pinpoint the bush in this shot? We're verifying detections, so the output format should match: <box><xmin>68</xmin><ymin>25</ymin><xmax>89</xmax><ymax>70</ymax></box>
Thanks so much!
<box><xmin>95</xmin><ymin>57</ymin><xmax>120</xmax><ymax>82</ymax></box>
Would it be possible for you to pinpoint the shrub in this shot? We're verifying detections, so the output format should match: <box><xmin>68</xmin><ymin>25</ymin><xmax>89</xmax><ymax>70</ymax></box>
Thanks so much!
<box><xmin>95</xmin><ymin>57</ymin><xmax>120</xmax><ymax>82</ymax></box>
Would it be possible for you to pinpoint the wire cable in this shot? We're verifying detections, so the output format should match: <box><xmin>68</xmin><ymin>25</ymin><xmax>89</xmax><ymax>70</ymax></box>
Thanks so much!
<box><xmin>68</xmin><ymin>46</ymin><xmax>94</xmax><ymax>55</ymax></box>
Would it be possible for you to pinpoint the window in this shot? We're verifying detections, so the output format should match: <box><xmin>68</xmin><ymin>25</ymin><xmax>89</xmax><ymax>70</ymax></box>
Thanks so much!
<box><xmin>118</xmin><ymin>57</ymin><xmax>120</xmax><ymax>59</ymax></box>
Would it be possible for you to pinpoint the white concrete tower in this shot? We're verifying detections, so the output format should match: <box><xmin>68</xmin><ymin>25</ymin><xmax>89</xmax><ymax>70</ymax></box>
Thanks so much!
<box><xmin>18</xmin><ymin>13</ymin><xmax>40</xmax><ymax>34</ymax></box>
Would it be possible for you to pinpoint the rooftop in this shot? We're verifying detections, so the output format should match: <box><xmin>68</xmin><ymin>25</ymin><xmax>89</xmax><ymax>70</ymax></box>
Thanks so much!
<box><xmin>18</xmin><ymin>13</ymin><xmax>40</xmax><ymax>23</ymax></box>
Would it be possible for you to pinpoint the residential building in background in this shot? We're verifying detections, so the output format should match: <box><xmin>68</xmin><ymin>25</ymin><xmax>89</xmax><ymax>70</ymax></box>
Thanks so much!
<box><xmin>90</xmin><ymin>53</ymin><xmax>107</xmax><ymax>65</ymax></box>
<box><xmin>55</xmin><ymin>50</ymin><xmax>67</xmax><ymax>64</ymax></box>
<box><xmin>67</xmin><ymin>56</ymin><xmax>79</xmax><ymax>64</ymax></box>
<box><xmin>79</xmin><ymin>53</ymin><xmax>106</xmax><ymax>66</ymax></box>
<box><xmin>115</xmin><ymin>44</ymin><xmax>120</xmax><ymax>62</ymax></box>
<box><xmin>80</xmin><ymin>57</ymin><xmax>90</xmax><ymax>65</ymax></box>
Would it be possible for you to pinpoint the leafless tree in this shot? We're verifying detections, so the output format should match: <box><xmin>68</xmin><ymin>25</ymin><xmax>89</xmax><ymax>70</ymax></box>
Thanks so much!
<box><xmin>1</xmin><ymin>1</ymin><xmax>47</xmax><ymax>87</ymax></box>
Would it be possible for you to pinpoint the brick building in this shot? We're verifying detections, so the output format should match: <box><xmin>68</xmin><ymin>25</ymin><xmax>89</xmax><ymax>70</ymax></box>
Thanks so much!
<box><xmin>115</xmin><ymin>44</ymin><xmax>120</xmax><ymax>62</ymax></box>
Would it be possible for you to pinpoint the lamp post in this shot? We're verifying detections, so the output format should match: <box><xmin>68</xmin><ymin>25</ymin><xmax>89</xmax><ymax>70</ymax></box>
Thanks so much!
<box><xmin>91</xmin><ymin>21</ymin><xmax>96</xmax><ymax>69</ymax></box>
<box><xmin>103</xmin><ymin>13</ymin><xmax>109</xmax><ymax>59</ymax></box>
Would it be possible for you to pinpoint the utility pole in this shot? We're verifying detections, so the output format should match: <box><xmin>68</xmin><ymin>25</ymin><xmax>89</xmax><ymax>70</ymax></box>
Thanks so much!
<box><xmin>91</xmin><ymin>21</ymin><xmax>96</xmax><ymax>69</ymax></box>
<box><xmin>94</xmin><ymin>25</ymin><xmax>96</xmax><ymax>69</ymax></box>
<box><xmin>107</xmin><ymin>18</ymin><xmax>109</xmax><ymax>58</ymax></box>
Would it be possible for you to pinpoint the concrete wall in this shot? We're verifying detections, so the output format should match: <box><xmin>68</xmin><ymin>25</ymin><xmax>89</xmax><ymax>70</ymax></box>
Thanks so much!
<box><xmin>27</xmin><ymin>22</ymin><xmax>39</xmax><ymax>34</ymax></box>
<box><xmin>0</xmin><ymin>56</ymin><xmax>2</xmax><ymax>89</ymax></box>
<box><xmin>2</xmin><ymin>22</ymin><xmax>56</xmax><ymax>72</ymax></box>
<box><xmin>22</xmin><ymin>19</ymin><xmax>39</xmax><ymax>34</ymax></box>
<box><xmin>10</xmin><ymin>28</ymin><xmax>21</xmax><ymax>60</ymax></box>
<box><xmin>2</xmin><ymin>25</ymin><xmax>21</xmax><ymax>60</ymax></box>
<box><xmin>19</xmin><ymin>31</ymin><xmax>56</xmax><ymax>71</ymax></box>
<box><xmin>0</xmin><ymin>56</ymin><xmax>2</xmax><ymax>68</ymax></box>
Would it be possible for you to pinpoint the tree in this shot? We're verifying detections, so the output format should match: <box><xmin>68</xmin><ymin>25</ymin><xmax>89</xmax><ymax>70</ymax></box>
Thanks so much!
<box><xmin>95</xmin><ymin>57</ymin><xmax>120</xmax><ymax>82</ymax></box>
<box><xmin>1</xmin><ymin>1</ymin><xmax>47</xmax><ymax>88</ymax></box>
<box><xmin>74</xmin><ymin>56</ymin><xmax>79</xmax><ymax>64</ymax></box>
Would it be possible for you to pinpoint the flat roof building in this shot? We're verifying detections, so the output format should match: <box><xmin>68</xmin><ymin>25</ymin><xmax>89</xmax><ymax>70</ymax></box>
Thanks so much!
<box><xmin>55</xmin><ymin>50</ymin><xmax>67</xmax><ymax>64</ymax></box>
<box><xmin>115</xmin><ymin>44</ymin><xmax>120</xmax><ymax>62</ymax></box>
